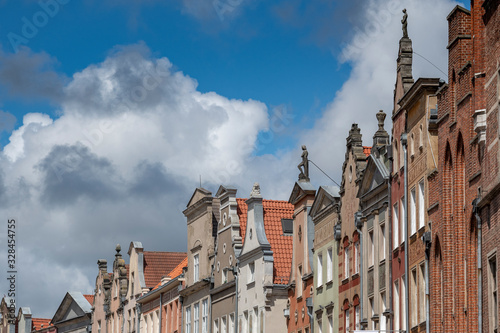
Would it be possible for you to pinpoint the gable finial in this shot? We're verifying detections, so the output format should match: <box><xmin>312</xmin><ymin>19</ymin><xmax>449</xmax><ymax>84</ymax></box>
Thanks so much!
<box><xmin>250</xmin><ymin>182</ymin><xmax>261</xmax><ymax>198</ymax></box>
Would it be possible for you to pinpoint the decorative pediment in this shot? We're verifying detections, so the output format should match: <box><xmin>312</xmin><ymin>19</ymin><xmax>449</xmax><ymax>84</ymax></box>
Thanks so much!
<box><xmin>288</xmin><ymin>181</ymin><xmax>316</xmax><ymax>206</ymax></box>
<box><xmin>51</xmin><ymin>292</ymin><xmax>91</xmax><ymax>324</ymax></box>
<box><xmin>186</xmin><ymin>188</ymin><xmax>212</xmax><ymax>208</ymax></box>
<box><xmin>357</xmin><ymin>155</ymin><xmax>389</xmax><ymax>198</ymax></box>
<box><xmin>310</xmin><ymin>186</ymin><xmax>340</xmax><ymax>220</ymax></box>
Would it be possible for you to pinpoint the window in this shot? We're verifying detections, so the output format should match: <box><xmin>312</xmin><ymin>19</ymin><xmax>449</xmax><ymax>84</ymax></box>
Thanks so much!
<box><xmin>369</xmin><ymin>297</ymin><xmax>374</xmax><ymax>324</ymax></box>
<box><xmin>393</xmin><ymin>203</ymin><xmax>399</xmax><ymax>249</ymax></box>
<box><xmin>394</xmin><ymin>280</ymin><xmax>400</xmax><ymax>331</ymax></box>
<box><xmin>354</xmin><ymin>305</ymin><xmax>360</xmax><ymax>330</ymax></box>
<box><xmin>317</xmin><ymin>319</ymin><xmax>322</xmax><ymax>333</ymax></box>
<box><xmin>194</xmin><ymin>303</ymin><xmax>199</xmax><ymax>333</ymax></box>
<box><xmin>229</xmin><ymin>314</ymin><xmax>235</xmax><ymax>333</ymax></box>
<box><xmin>328</xmin><ymin>315</ymin><xmax>333</xmax><ymax>333</ymax></box>
<box><xmin>419</xmin><ymin>263</ymin><xmax>426</xmax><ymax>324</ymax></box>
<box><xmin>259</xmin><ymin>309</ymin><xmax>264</xmax><ymax>333</ymax></box>
<box><xmin>133</xmin><ymin>308</ymin><xmax>136</xmax><ymax>332</ymax></box>
<box><xmin>344</xmin><ymin>247</ymin><xmax>349</xmax><ymax>279</ymax></box>
<box><xmin>243</xmin><ymin>311</ymin><xmax>248</xmax><ymax>333</ymax></box>
<box><xmin>489</xmin><ymin>255</ymin><xmax>498</xmax><ymax>331</ymax></box>
<box><xmin>213</xmin><ymin>319</ymin><xmax>219</xmax><ymax>333</ymax></box>
<box><xmin>410</xmin><ymin>188</ymin><xmax>416</xmax><ymax>235</ymax></box>
<box><xmin>344</xmin><ymin>309</ymin><xmax>349</xmax><ymax>333</ymax></box>
<box><xmin>131</xmin><ymin>272</ymin><xmax>135</xmax><ymax>298</ymax></box>
<box><xmin>380</xmin><ymin>292</ymin><xmax>387</xmax><ymax>332</ymax></box>
<box><xmin>222</xmin><ymin>267</ymin><xmax>227</xmax><ymax>284</ymax></box>
<box><xmin>155</xmin><ymin>311</ymin><xmax>160</xmax><ymax>333</ymax></box>
<box><xmin>354</xmin><ymin>241</ymin><xmax>360</xmax><ymax>274</ymax></box>
<box><xmin>298</xmin><ymin>265</ymin><xmax>303</xmax><ymax>297</ymax></box>
<box><xmin>418</xmin><ymin>180</ymin><xmax>425</xmax><ymax>230</ymax></box>
<box><xmin>380</xmin><ymin>224</ymin><xmax>385</xmax><ymax>261</ymax></box>
<box><xmin>221</xmin><ymin>316</ymin><xmax>227</xmax><ymax>333</ymax></box>
<box><xmin>419</xmin><ymin>125</ymin><xmax>423</xmax><ymax>149</ymax></box>
<box><xmin>411</xmin><ymin>269</ymin><xmax>417</xmax><ymax>327</ymax></box>
<box><xmin>317</xmin><ymin>253</ymin><xmax>323</xmax><ymax>286</ymax></box>
<box><xmin>368</xmin><ymin>231</ymin><xmax>374</xmax><ymax>267</ymax></box>
<box><xmin>252</xmin><ymin>308</ymin><xmax>258</xmax><ymax>333</ymax></box>
<box><xmin>410</xmin><ymin>133</ymin><xmax>415</xmax><ymax>157</ymax></box>
<box><xmin>202</xmin><ymin>299</ymin><xmax>208</xmax><ymax>333</ymax></box>
<box><xmin>401</xmin><ymin>198</ymin><xmax>405</xmax><ymax>245</ymax></box>
<box><xmin>128</xmin><ymin>311</ymin><xmax>131</xmax><ymax>333</ymax></box>
<box><xmin>394</xmin><ymin>140</ymin><xmax>399</xmax><ymax>171</ymax></box>
<box><xmin>248</xmin><ymin>262</ymin><xmax>255</xmax><ymax>283</ymax></box>
<box><xmin>327</xmin><ymin>248</ymin><xmax>333</xmax><ymax>282</ymax></box>
<box><xmin>115</xmin><ymin>280</ymin><xmax>118</xmax><ymax>298</ymax></box>
<box><xmin>194</xmin><ymin>254</ymin><xmax>200</xmax><ymax>282</ymax></box>
<box><xmin>186</xmin><ymin>307</ymin><xmax>191</xmax><ymax>333</ymax></box>
<box><xmin>98</xmin><ymin>321</ymin><xmax>101</xmax><ymax>333</ymax></box>
<box><xmin>112</xmin><ymin>315</ymin><xmax>115</xmax><ymax>333</ymax></box>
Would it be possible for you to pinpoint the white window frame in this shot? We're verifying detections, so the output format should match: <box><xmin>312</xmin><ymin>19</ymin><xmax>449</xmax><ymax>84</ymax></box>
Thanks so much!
<box><xmin>344</xmin><ymin>247</ymin><xmax>349</xmax><ymax>278</ymax></box>
<box><xmin>327</xmin><ymin>247</ymin><xmax>333</xmax><ymax>282</ymax></box>
<box><xmin>202</xmin><ymin>299</ymin><xmax>208</xmax><ymax>333</ymax></box>
<box><xmin>194</xmin><ymin>254</ymin><xmax>200</xmax><ymax>282</ymax></box>
<box><xmin>401</xmin><ymin>198</ymin><xmax>405</xmax><ymax>245</ymax></box>
<box><xmin>186</xmin><ymin>307</ymin><xmax>191</xmax><ymax>333</ymax></box>
<box><xmin>317</xmin><ymin>252</ymin><xmax>323</xmax><ymax>287</ymax></box>
<box><xmin>194</xmin><ymin>303</ymin><xmax>199</xmax><ymax>333</ymax></box>
<box><xmin>354</xmin><ymin>241</ymin><xmax>360</xmax><ymax>275</ymax></box>
<box><xmin>418</xmin><ymin>180</ymin><xmax>425</xmax><ymax>230</ymax></box>
<box><xmin>369</xmin><ymin>231</ymin><xmax>374</xmax><ymax>267</ymax></box>
<box><xmin>419</xmin><ymin>263</ymin><xmax>426</xmax><ymax>324</ymax></box>
<box><xmin>380</xmin><ymin>224</ymin><xmax>386</xmax><ymax>261</ymax></box>
<box><xmin>410</xmin><ymin>187</ymin><xmax>416</xmax><ymax>235</ymax></box>
<box><xmin>248</xmin><ymin>262</ymin><xmax>255</xmax><ymax>283</ymax></box>
<box><xmin>393</xmin><ymin>203</ymin><xmax>399</xmax><ymax>249</ymax></box>
<box><xmin>345</xmin><ymin>309</ymin><xmax>349</xmax><ymax>333</ymax></box>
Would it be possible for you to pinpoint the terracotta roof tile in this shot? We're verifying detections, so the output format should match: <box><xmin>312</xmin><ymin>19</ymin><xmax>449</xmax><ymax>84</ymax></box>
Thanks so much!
<box><xmin>167</xmin><ymin>256</ymin><xmax>188</xmax><ymax>279</ymax></box>
<box><xmin>363</xmin><ymin>146</ymin><xmax>372</xmax><ymax>157</ymax></box>
<box><xmin>236</xmin><ymin>198</ymin><xmax>294</xmax><ymax>285</ymax></box>
<box><xmin>143</xmin><ymin>252</ymin><xmax>187</xmax><ymax>288</ymax></box>
<box><xmin>32</xmin><ymin>318</ymin><xmax>52</xmax><ymax>331</ymax></box>
<box><xmin>83</xmin><ymin>294</ymin><xmax>94</xmax><ymax>305</ymax></box>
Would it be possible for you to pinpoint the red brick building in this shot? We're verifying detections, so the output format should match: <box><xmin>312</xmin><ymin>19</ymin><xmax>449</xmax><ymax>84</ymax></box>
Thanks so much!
<box><xmin>428</xmin><ymin>4</ymin><xmax>481</xmax><ymax>332</ymax></box>
<box><xmin>472</xmin><ymin>0</ymin><xmax>500</xmax><ymax>332</ymax></box>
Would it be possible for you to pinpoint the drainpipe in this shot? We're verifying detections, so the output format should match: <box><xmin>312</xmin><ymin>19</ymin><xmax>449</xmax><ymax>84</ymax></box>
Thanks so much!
<box><xmin>354</xmin><ymin>212</ymin><xmax>364</xmax><ymax>329</ymax></box>
<box><xmin>234</xmin><ymin>264</ymin><xmax>239</xmax><ymax>333</ymax></box>
<box><xmin>136</xmin><ymin>304</ymin><xmax>142</xmax><ymax>333</ymax></box>
<box><xmin>388</xmin><ymin>144</ymin><xmax>393</xmax><ymax>333</ymax></box>
<box><xmin>473</xmin><ymin>198</ymin><xmax>482</xmax><ymax>333</ymax></box>
<box><xmin>306</xmin><ymin>297</ymin><xmax>313</xmax><ymax>333</ymax></box>
<box><xmin>178</xmin><ymin>284</ymin><xmax>184</xmax><ymax>333</ymax></box>
<box><xmin>423</xmin><ymin>229</ymin><xmax>431</xmax><ymax>333</ymax></box>
<box><xmin>401</xmin><ymin>132</ymin><xmax>409</xmax><ymax>333</ymax></box>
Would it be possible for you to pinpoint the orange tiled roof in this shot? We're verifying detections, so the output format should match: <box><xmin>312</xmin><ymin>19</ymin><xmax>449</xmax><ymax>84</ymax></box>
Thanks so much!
<box><xmin>236</xmin><ymin>198</ymin><xmax>294</xmax><ymax>285</ymax></box>
<box><xmin>363</xmin><ymin>146</ymin><xmax>371</xmax><ymax>157</ymax></box>
<box><xmin>83</xmin><ymin>294</ymin><xmax>94</xmax><ymax>305</ymax></box>
<box><xmin>143</xmin><ymin>252</ymin><xmax>187</xmax><ymax>288</ymax></box>
<box><xmin>167</xmin><ymin>256</ymin><xmax>188</xmax><ymax>279</ymax></box>
<box><xmin>32</xmin><ymin>318</ymin><xmax>52</xmax><ymax>331</ymax></box>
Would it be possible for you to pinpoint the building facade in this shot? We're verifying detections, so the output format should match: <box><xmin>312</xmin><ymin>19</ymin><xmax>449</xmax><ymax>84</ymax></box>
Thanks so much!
<box><xmin>181</xmin><ymin>188</ymin><xmax>219</xmax><ymax>333</ymax></box>
<box><xmin>429</xmin><ymin>5</ymin><xmax>480</xmax><ymax>332</ymax></box>
<box><xmin>338</xmin><ymin>124</ymin><xmax>370</xmax><ymax>333</ymax></box>
<box><xmin>287</xmin><ymin>178</ymin><xmax>316</xmax><ymax>333</ymax></box>
<box><xmin>357</xmin><ymin>111</ymin><xmax>391</xmax><ymax>332</ymax></box>
<box><xmin>310</xmin><ymin>186</ymin><xmax>340</xmax><ymax>333</ymax></box>
<box><xmin>210</xmin><ymin>186</ymin><xmax>243</xmax><ymax>333</ymax></box>
<box><xmin>236</xmin><ymin>183</ymin><xmax>293</xmax><ymax>333</ymax></box>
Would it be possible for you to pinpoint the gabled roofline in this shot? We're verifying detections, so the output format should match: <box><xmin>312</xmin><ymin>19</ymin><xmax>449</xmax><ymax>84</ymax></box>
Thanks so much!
<box><xmin>398</xmin><ymin>77</ymin><xmax>441</xmax><ymax>109</ymax></box>
<box><xmin>447</xmin><ymin>5</ymin><xmax>470</xmax><ymax>20</ymax></box>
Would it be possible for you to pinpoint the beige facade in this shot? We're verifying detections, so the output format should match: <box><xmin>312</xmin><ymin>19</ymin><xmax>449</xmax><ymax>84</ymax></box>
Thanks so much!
<box><xmin>357</xmin><ymin>111</ymin><xmax>391</xmax><ymax>331</ymax></box>
<box><xmin>210</xmin><ymin>186</ymin><xmax>242</xmax><ymax>333</ymax></box>
<box><xmin>398</xmin><ymin>77</ymin><xmax>440</xmax><ymax>331</ymax></box>
<box><xmin>181</xmin><ymin>188</ymin><xmax>219</xmax><ymax>333</ymax></box>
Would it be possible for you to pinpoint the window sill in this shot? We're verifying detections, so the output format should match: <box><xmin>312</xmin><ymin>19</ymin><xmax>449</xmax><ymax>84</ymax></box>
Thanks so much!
<box><xmin>341</xmin><ymin>278</ymin><xmax>349</xmax><ymax>285</ymax></box>
<box><xmin>410</xmin><ymin>233</ymin><xmax>417</xmax><ymax>242</ymax></box>
<box><xmin>418</xmin><ymin>225</ymin><xmax>426</xmax><ymax>233</ymax></box>
<box><xmin>316</xmin><ymin>285</ymin><xmax>323</xmax><ymax>292</ymax></box>
<box><xmin>247</xmin><ymin>281</ymin><xmax>255</xmax><ymax>288</ymax></box>
<box><xmin>325</xmin><ymin>280</ymin><xmax>333</xmax><ymax>287</ymax></box>
<box><xmin>352</xmin><ymin>273</ymin><xmax>359</xmax><ymax>280</ymax></box>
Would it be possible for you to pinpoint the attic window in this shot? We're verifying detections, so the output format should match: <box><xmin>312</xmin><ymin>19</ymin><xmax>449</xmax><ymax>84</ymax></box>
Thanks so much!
<box><xmin>349</xmin><ymin>165</ymin><xmax>353</xmax><ymax>182</ymax></box>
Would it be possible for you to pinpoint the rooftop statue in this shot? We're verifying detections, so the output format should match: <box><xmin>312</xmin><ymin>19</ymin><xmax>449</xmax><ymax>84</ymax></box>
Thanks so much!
<box><xmin>298</xmin><ymin>145</ymin><xmax>309</xmax><ymax>181</ymax></box>
<box><xmin>402</xmin><ymin>9</ymin><xmax>408</xmax><ymax>38</ymax></box>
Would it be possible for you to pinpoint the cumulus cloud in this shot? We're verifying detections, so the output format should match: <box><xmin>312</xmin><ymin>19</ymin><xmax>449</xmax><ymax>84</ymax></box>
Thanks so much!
<box><xmin>0</xmin><ymin>0</ymin><xmax>462</xmax><ymax>319</ymax></box>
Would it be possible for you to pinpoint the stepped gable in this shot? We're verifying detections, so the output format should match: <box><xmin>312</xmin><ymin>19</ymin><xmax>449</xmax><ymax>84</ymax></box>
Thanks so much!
<box><xmin>143</xmin><ymin>251</ymin><xmax>187</xmax><ymax>288</ymax></box>
<box><xmin>236</xmin><ymin>198</ymin><xmax>294</xmax><ymax>284</ymax></box>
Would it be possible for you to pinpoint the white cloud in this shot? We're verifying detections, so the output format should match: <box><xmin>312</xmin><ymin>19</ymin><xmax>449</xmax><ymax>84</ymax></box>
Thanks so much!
<box><xmin>0</xmin><ymin>0</ymin><xmax>462</xmax><ymax>319</ymax></box>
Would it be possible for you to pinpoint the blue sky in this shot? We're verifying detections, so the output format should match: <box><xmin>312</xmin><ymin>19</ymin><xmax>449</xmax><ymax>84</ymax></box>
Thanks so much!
<box><xmin>0</xmin><ymin>0</ymin><xmax>463</xmax><ymax>319</ymax></box>
<box><xmin>0</xmin><ymin>0</ymin><xmax>357</xmax><ymax>151</ymax></box>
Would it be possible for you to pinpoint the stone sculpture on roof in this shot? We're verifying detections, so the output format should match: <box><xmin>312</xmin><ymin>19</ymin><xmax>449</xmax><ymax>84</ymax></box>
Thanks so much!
<box><xmin>297</xmin><ymin>145</ymin><xmax>309</xmax><ymax>181</ymax></box>
<box><xmin>402</xmin><ymin>8</ymin><xmax>408</xmax><ymax>37</ymax></box>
